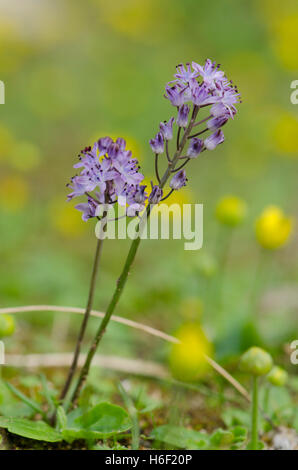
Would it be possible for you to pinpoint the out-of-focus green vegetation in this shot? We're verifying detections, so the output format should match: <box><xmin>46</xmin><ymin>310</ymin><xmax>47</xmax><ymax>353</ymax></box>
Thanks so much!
<box><xmin>0</xmin><ymin>0</ymin><xmax>297</xmax><ymax>392</ymax></box>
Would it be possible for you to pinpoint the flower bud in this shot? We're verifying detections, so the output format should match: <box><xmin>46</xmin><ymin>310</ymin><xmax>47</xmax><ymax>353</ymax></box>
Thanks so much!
<box><xmin>267</xmin><ymin>366</ymin><xmax>288</xmax><ymax>387</ymax></box>
<box><xmin>159</xmin><ymin>118</ymin><xmax>174</xmax><ymax>140</ymax></box>
<box><xmin>149</xmin><ymin>132</ymin><xmax>164</xmax><ymax>154</ymax></box>
<box><xmin>207</xmin><ymin>115</ymin><xmax>229</xmax><ymax>131</ymax></box>
<box><xmin>148</xmin><ymin>185</ymin><xmax>163</xmax><ymax>204</ymax></box>
<box><xmin>176</xmin><ymin>104</ymin><xmax>190</xmax><ymax>128</ymax></box>
<box><xmin>240</xmin><ymin>347</ymin><xmax>273</xmax><ymax>376</ymax></box>
<box><xmin>204</xmin><ymin>129</ymin><xmax>224</xmax><ymax>150</ymax></box>
<box><xmin>187</xmin><ymin>137</ymin><xmax>204</xmax><ymax>158</ymax></box>
<box><xmin>0</xmin><ymin>315</ymin><xmax>15</xmax><ymax>338</ymax></box>
<box><xmin>169</xmin><ymin>170</ymin><xmax>187</xmax><ymax>190</ymax></box>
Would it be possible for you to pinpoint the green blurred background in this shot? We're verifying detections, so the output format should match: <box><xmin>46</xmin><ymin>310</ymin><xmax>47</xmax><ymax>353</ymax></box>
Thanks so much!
<box><xmin>0</xmin><ymin>0</ymin><xmax>297</xmax><ymax>366</ymax></box>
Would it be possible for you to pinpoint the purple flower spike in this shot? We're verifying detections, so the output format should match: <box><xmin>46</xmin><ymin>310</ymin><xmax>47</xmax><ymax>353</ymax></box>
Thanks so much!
<box><xmin>207</xmin><ymin>115</ymin><xmax>229</xmax><ymax>131</ymax></box>
<box><xmin>204</xmin><ymin>129</ymin><xmax>225</xmax><ymax>150</ymax></box>
<box><xmin>187</xmin><ymin>137</ymin><xmax>204</xmax><ymax>158</ymax></box>
<box><xmin>149</xmin><ymin>132</ymin><xmax>164</xmax><ymax>154</ymax></box>
<box><xmin>159</xmin><ymin>117</ymin><xmax>174</xmax><ymax>140</ymax></box>
<box><xmin>148</xmin><ymin>184</ymin><xmax>163</xmax><ymax>204</ymax></box>
<box><xmin>165</xmin><ymin>85</ymin><xmax>185</xmax><ymax>107</ymax></box>
<box><xmin>176</xmin><ymin>104</ymin><xmax>190</xmax><ymax>128</ymax></box>
<box><xmin>170</xmin><ymin>170</ymin><xmax>187</xmax><ymax>190</ymax></box>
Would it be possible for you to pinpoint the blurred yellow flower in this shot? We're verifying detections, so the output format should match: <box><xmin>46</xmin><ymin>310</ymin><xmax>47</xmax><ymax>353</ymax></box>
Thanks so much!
<box><xmin>215</xmin><ymin>195</ymin><xmax>247</xmax><ymax>227</ymax></box>
<box><xmin>0</xmin><ymin>175</ymin><xmax>29</xmax><ymax>212</ymax></box>
<box><xmin>273</xmin><ymin>113</ymin><xmax>298</xmax><ymax>156</ymax></box>
<box><xmin>255</xmin><ymin>206</ymin><xmax>293</xmax><ymax>250</ymax></box>
<box><xmin>169</xmin><ymin>323</ymin><xmax>213</xmax><ymax>382</ymax></box>
<box><xmin>49</xmin><ymin>199</ymin><xmax>86</xmax><ymax>238</ymax></box>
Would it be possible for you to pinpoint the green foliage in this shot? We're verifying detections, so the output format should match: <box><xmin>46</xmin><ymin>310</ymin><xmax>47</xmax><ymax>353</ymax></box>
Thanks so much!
<box><xmin>5</xmin><ymin>382</ymin><xmax>47</xmax><ymax>419</ymax></box>
<box><xmin>61</xmin><ymin>402</ymin><xmax>132</xmax><ymax>442</ymax></box>
<box><xmin>150</xmin><ymin>425</ymin><xmax>248</xmax><ymax>450</ymax></box>
<box><xmin>0</xmin><ymin>417</ymin><xmax>62</xmax><ymax>442</ymax></box>
<box><xmin>150</xmin><ymin>425</ymin><xmax>209</xmax><ymax>450</ymax></box>
<box><xmin>0</xmin><ymin>381</ymin><xmax>33</xmax><ymax>419</ymax></box>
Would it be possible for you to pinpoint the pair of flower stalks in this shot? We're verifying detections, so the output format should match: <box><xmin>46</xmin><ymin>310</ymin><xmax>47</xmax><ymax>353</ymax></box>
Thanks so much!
<box><xmin>240</xmin><ymin>347</ymin><xmax>288</xmax><ymax>450</ymax></box>
<box><xmin>59</xmin><ymin>59</ymin><xmax>240</xmax><ymax>412</ymax></box>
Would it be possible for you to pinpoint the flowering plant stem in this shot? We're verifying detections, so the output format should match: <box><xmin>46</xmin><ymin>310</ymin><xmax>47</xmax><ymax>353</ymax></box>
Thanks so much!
<box><xmin>68</xmin><ymin>106</ymin><xmax>199</xmax><ymax>408</ymax></box>
<box><xmin>58</xmin><ymin>216</ymin><xmax>107</xmax><ymax>409</ymax></box>
<box><xmin>250</xmin><ymin>376</ymin><xmax>259</xmax><ymax>450</ymax></box>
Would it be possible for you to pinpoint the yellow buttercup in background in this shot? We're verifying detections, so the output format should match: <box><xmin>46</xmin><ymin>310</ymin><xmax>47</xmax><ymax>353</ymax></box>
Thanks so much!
<box><xmin>255</xmin><ymin>206</ymin><xmax>293</xmax><ymax>250</ymax></box>
<box><xmin>169</xmin><ymin>322</ymin><xmax>213</xmax><ymax>382</ymax></box>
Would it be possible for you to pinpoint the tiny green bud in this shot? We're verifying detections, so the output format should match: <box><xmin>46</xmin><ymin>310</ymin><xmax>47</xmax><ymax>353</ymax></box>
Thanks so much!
<box><xmin>0</xmin><ymin>315</ymin><xmax>15</xmax><ymax>338</ymax></box>
<box><xmin>267</xmin><ymin>366</ymin><xmax>288</xmax><ymax>387</ymax></box>
<box><xmin>240</xmin><ymin>346</ymin><xmax>273</xmax><ymax>376</ymax></box>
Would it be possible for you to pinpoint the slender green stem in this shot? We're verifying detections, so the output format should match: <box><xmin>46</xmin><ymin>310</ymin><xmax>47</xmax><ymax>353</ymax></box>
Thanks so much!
<box><xmin>172</xmin><ymin>158</ymin><xmax>190</xmax><ymax>173</ymax></box>
<box><xmin>59</xmin><ymin>219</ymin><xmax>106</xmax><ymax>404</ymax></box>
<box><xmin>69</xmin><ymin>105</ymin><xmax>199</xmax><ymax>408</ymax></box>
<box><xmin>155</xmin><ymin>154</ymin><xmax>161</xmax><ymax>183</ymax></box>
<box><xmin>251</xmin><ymin>376</ymin><xmax>259</xmax><ymax>450</ymax></box>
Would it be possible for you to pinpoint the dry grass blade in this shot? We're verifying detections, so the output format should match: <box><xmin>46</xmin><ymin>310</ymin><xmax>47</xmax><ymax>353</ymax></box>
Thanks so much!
<box><xmin>0</xmin><ymin>304</ymin><xmax>249</xmax><ymax>402</ymax></box>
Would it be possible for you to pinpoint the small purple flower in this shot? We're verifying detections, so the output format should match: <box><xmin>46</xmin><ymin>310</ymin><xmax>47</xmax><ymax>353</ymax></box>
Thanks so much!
<box><xmin>149</xmin><ymin>132</ymin><xmax>164</xmax><ymax>154</ymax></box>
<box><xmin>148</xmin><ymin>184</ymin><xmax>163</xmax><ymax>204</ymax></box>
<box><xmin>165</xmin><ymin>84</ymin><xmax>185</xmax><ymax>107</ymax></box>
<box><xmin>75</xmin><ymin>197</ymin><xmax>99</xmax><ymax>221</ymax></box>
<box><xmin>207</xmin><ymin>115</ymin><xmax>229</xmax><ymax>131</ymax></box>
<box><xmin>176</xmin><ymin>104</ymin><xmax>190</xmax><ymax>128</ymax></box>
<box><xmin>67</xmin><ymin>178</ymin><xmax>89</xmax><ymax>200</ymax></box>
<box><xmin>119</xmin><ymin>184</ymin><xmax>148</xmax><ymax>216</ymax></box>
<box><xmin>134</xmin><ymin>185</ymin><xmax>147</xmax><ymax>204</ymax></box>
<box><xmin>170</xmin><ymin>170</ymin><xmax>187</xmax><ymax>190</ymax></box>
<box><xmin>191</xmin><ymin>83</ymin><xmax>217</xmax><ymax>107</ymax></box>
<box><xmin>186</xmin><ymin>138</ymin><xmax>204</xmax><ymax>158</ymax></box>
<box><xmin>174</xmin><ymin>63</ymin><xmax>198</xmax><ymax>83</ymax></box>
<box><xmin>98</xmin><ymin>136</ymin><xmax>113</xmax><ymax>156</ymax></box>
<box><xmin>192</xmin><ymin>59</ymin><xmax>225</xmax><ymax>89</ymax></box>
<box><xmin>159</xmin><ymin>117</ymin><xmax>174</xmax><ymax>140</ymax></box>
<box><xmin>107</xmin><ymin>142</ymin><xmax>121</xmax><ymax>160</ymax></box>
<box><xmin>116</xmin><ymin>137</ymin><xmax>126</xmax><ymax>150</ymax></box>
<box><xmin>204</xmin><ymin>129</ymin><xmax>225</xmax><ymax>150</ymax></box>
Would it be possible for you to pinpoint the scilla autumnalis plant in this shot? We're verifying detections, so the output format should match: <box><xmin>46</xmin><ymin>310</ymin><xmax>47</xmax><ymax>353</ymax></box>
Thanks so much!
<box><xmin>60</xmin><ymin>59</ymin><xmax>241</xmax><ymax>412</ymax></box>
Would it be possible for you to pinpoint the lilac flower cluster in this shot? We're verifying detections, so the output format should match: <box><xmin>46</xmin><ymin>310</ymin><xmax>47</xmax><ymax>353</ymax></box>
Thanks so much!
<box><xmin>67</xmin><ymin>137</ymin><xmax>147</xmax><ymax>220</ymax></box>
<box><xmin>149</xmin><ymin>59</ymin><xmax>240</xmax><ymax>191</ymax></box>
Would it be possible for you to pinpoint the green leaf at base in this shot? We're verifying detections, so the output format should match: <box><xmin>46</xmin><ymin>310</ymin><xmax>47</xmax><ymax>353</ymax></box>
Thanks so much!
<box><xmin>0</xmin><ymin>417</ymin><xmax>62</xmax><ymax>442</ymax></box>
